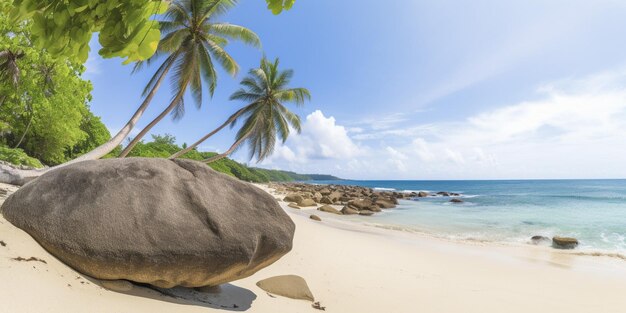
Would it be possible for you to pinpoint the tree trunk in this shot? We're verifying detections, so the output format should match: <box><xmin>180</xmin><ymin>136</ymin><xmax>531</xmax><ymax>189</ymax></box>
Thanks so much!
<box><xmin>169</xmin><ymin>107</ymin><xmax>246</xmax><ymax>159</ymax></box>
<box><xmin>13</xmin><ymin>112</ymin><xmax>33</xmax><ymax>149</ymax></box>
<box><xmin>203</xmin><ymin>134</ymin><xmax>249</xmax><ymax>163</ymax></box>
<box><xmin>0</xmin><ymin>63</ymin><xmax>173</xmax><ymax>186</ymax></box>
<box><xmin>118</xmin><ymin>91</ymin><xmax>185</xmax><ymax>158</ymax></box>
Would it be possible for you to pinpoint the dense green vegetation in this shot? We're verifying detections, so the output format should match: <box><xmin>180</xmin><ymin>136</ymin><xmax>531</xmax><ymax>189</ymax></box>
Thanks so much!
<box><xmin>0</xmin><ymin>146</ymin><xmax>43</xmax><ymax>168</ymax></box>
<box><xmin>125</xmin><ymin>134</ymin><xmax>339</xmax><ymax>182</ymax></box>
<box><xmin>0</xmin><ymin>4</ymin><xmax>111</xmax><ymax>166</ymax></box>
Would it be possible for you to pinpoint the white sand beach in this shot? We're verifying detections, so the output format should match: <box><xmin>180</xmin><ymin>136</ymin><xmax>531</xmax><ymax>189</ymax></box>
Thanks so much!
<box><xmin>1</xmin><ymin>182</ymin><xmax>626</xmax><ymax>313</ymax></box>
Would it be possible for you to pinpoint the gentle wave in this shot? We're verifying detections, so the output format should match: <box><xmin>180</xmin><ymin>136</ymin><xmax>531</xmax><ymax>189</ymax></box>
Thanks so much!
<box><xmin>366</xmin><ymin>222</ymin><xmax>626</xmax><ymax>261</ymax></box>
<box><xmin>373</xmin><ymin>187</ymin><xmax>396</xmax><ymax>191</ymax></box>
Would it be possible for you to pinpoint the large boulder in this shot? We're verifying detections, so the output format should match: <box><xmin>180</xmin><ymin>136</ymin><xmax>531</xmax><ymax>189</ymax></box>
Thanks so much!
<box><xmin>1</xmin><ymin>158</ymin><xmax>295</xmax><ymax>288</ymax></box>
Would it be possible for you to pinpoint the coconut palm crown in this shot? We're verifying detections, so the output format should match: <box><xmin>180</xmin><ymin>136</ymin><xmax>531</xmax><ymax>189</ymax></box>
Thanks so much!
<box><xmin>119</xmin><ymin>0</ymin><xmax>260</xmax><ymax>157</ymax></box>
<box><xmin>204</xmin><ymin>56</ymin><xmax>310</xmax><ymax>163</ymax></box>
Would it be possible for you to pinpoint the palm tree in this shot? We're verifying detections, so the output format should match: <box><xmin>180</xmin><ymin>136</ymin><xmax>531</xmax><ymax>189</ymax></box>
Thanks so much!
<box><xmin>195</xmin><ymin>57</ymin><xmax>310</xmax><ymax>163</ymax></box>
<box><xmin>0</xmin><ymin>49</ymin><xmax>24</xmax><ymax>106</ymax></box>
<box><xmin>118</xmin><ymin>0</ymin><xmax>260</xmax><ymax>157</ymax></box>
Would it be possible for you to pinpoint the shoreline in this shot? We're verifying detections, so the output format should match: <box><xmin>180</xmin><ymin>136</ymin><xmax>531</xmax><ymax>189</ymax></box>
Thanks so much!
<box><xmin>2</xmin><ymin>182</ymin><xmax>626</xmax><ymax>312</ymax></box>
<box><xmin>269</xmin><ymin>181</ymin><xmax>626</xmax><ymax>261</ymax></box>
<box><xmin>262</xmin><ymin>183</ymin><xmax>626</xmax><ymax>264</ymax></box>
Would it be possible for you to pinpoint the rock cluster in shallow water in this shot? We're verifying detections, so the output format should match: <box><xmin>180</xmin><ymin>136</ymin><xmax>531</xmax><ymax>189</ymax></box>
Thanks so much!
<box><xmin>270</xmin><ymin>182</ymin><xmax>461</xmax><ymax>216</ymax></box>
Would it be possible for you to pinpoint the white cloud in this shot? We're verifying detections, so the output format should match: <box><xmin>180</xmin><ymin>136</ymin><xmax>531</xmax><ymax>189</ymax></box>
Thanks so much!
<box><xmin>385</xmin><ymin>146</ymin><xmax>408</xmax><ymax>171</ymax></box>
<box><xmin>412</xmin><ymin>138</ymin><xmax>435</xmax><ymax>162</ymax></box>
<box><xmin>259</xmin><ymin>68</ymin><xmax>626</xmax><ymax>180</ymax></box>
<box><xmin>264</xmin><ymin>110</ymin><xmax>361</xmax><ymax>164</ymax></box>
<box><xmin>444</xmin><ymin>148</ymin><xmax>465</xmax><ymax>165</ymax></box>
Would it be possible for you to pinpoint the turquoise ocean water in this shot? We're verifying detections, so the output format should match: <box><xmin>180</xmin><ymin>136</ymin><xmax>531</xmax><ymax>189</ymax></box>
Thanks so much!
<box><xmin>309</xmin><ymin>179</ymin><xmax>626</xmax><ymax>256</ymax></box>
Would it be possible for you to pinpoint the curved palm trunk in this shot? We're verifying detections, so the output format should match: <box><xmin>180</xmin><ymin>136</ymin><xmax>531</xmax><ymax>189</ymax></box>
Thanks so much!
<box><xmin>169</xmin><ymin>107</ymin><xmax>246</xmax><ymax>159</ymax></box>
<box><xmin>119</xmin><ymin>92</ymin><xmax>185</xmax><ymax>158</ymax></box>
<box><xmin>13</xmin><ymin>113</ymin><xmax>33</xmax><ymax>149</ymax></box>
<box><xmin>203</xmin><ymin>134</ymin><xmax>249</xmax><ymax>163</ymax></box>
<box><xmin>0</xmin><ymin>64</ymin><xmax>172</xmax><ymax>186</ymax></box>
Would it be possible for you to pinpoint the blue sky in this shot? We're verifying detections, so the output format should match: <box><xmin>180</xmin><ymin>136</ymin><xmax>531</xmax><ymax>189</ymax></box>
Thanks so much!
<box><xmin>86</xmin><ymin>0</ymin><xmax>626</xmax><ymax>180</ymax></box>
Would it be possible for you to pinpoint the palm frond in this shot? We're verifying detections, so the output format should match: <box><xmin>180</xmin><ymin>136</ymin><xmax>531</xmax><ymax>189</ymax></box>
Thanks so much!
<box><xmin>205</xmin><ymin>39</ymin><xmax>239</xmax><ymax>76</ymax></box>
<box><xmin>209</xmin><ymin>23</ymin><xmax>261</xmax><ymax>48</ymax></box>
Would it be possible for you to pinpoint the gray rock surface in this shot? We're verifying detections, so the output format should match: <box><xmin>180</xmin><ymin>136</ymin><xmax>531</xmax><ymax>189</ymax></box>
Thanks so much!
<box><xmin>1</xmin><ymin>158</ymin><xmax>295</xmax><ymax>288</ymax></box>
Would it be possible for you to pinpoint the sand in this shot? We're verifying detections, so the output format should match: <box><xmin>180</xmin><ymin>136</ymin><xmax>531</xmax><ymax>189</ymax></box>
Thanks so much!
<box><xmin>1</xmin><ymin>182</ymin><xmax>626</xmax><ymax>312</ymax></box>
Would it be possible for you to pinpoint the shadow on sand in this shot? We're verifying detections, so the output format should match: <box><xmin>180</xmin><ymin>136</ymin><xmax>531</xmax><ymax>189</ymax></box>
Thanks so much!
<box><xmin>86</xmin><ymin>276</ymin><xmax>257</xmax><ymax>311</ymax></box>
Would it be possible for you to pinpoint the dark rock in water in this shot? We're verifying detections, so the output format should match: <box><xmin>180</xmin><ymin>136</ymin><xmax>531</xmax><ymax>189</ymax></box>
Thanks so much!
<box><xmin>450</xmin><ymin>193</ymin><xmax>461</xmax><ymax>196</ymax></box>
<box><xmin>256</xmin><ymin>275</ymin><xmax>314</xmax><ymax>301</ymax></box>
<box><xmin>340</xmin><ymin>206</ymin><xmax>359</xmax><ymax>215</ymax></box>
<box><xmin>418</xmin><ymin>191</ymin><xmax>429</xmax><ymax>197</ymax></box>
<box><xmin>318</xmin><ymin>205</ymin><xmax>342</xmax><ymax>215</ymax></box>
<box><xmin>530</xmin><ymin>235</ymin><xmax>551</xmax><ymax>245</ymax></box>
<box><xmin>436</xmin><ymin>191</ymin><xmax>450</xmax><ymax>197</ymax></box>
<box><xmin>309</xmin><ymin>214</ymin><xmax>322</xmax><ymax>221</ymax></box>
<box><xmin>552</xmin><ymin>236</ymin><xmax>579</xmax><ymax>249</ymax></box>
<box><xmin>375</xmin><ymin>199</ymin><xmax>396</xmax><ymax>209</ymax></box>
<box><xmin>1</xmin><ymin>158</ymin><xmax>295</xmax><ymax>288</ymax></box>
<box><xmin>449</xmin><ymin>198</ymin><xmax>464</xmax><ymax>203</ymax></box>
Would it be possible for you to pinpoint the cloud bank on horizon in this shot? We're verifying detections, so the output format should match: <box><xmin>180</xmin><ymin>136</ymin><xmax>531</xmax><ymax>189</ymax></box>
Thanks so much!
<box><xmin>261</xmin><ymin>68</ymin><xmax>626</xmax><ymax>180</ymax></box>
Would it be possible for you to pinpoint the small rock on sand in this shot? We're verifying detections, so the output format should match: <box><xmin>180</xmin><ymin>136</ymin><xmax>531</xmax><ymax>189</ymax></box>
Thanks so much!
<box><xmin>310</xmin><ymin>215</ymin><xmax>322</xmax><ymax>221</ymax></box>
<box><xmin>449</xmin><ymin>198</ymin><xmax>464</xmax><ymax>203</ymax></box>
<box><xmin>288</xmin><ymin>203</ymin><xmax>300</xmax><ymax>209</ymax></box>
<box><xmin>256</xmin><ymin>275</ymin><xmax>314</xmax><ymax>301</ymax></box>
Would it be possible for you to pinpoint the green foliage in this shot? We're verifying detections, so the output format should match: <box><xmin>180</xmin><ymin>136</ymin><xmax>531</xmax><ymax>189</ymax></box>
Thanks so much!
<box><xmin>66</xmin><ymin>111</ymin><xmax>112</xmax><ymax>159</ymax></box>
<box><xmin>137</xmin><ymin>0</ymin><xmax>260</xmax><ymax>119</ymax></box>
<box><xmin>9</xmin><ymin>0</ymin><xmax>167</xmax><ymax>64</ymax></box>
<box><xmin>266</xmin><ymin>0</ymin><xmax>296</xmax><ymax>14</ymax></box>
<box><xmin>126</xmin><ymin>134</ymin><xmax>332</xmax><ymax>182</ymax></box>
<box><xmin>0</xmin><ymin>146</ymin><xmax>43</xmax><ymax>168</ymax></box>
<box><xmin>0</xmin><ymin>8</ymin><xmax>103</xmax><ymax>165</ymax></box>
